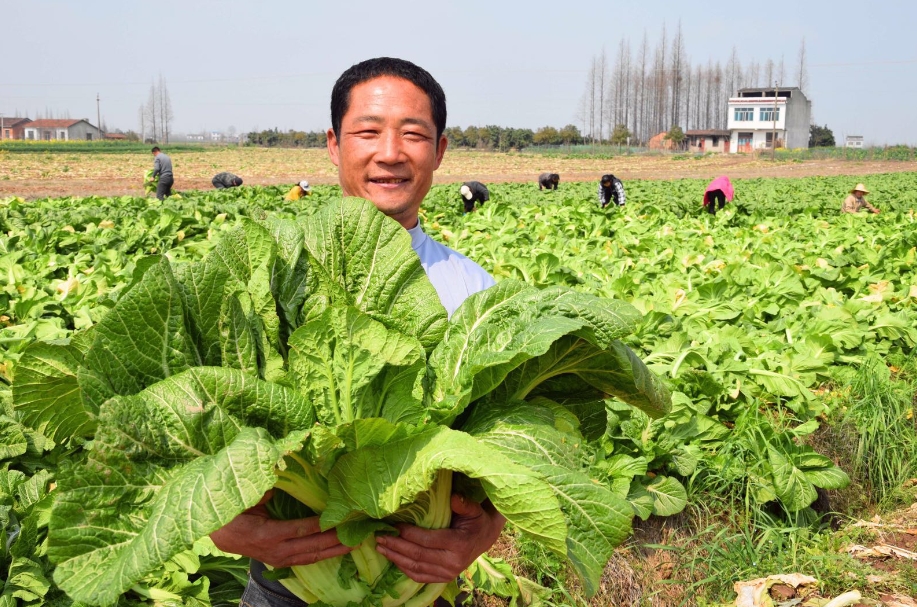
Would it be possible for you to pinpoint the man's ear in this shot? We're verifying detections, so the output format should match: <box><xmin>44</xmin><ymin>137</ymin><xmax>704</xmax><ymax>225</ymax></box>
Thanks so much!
<box><xmin>327</xmin><ymin>128</ymin><xmax>340</xmax><ymax>167</ymax></box>
<box><xmin>434</xmin><ymin>134</ymin><xmax>448</xmax><ymax>170</ymax></box>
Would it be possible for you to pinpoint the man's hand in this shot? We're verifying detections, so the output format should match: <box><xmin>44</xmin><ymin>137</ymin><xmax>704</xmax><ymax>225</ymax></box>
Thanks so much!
<box><xmin>375</xmin><ymin>494</ymin><xmax>507</xmax><ymax>584</ymax></box>
<box><xmin>872</xmin><ymin>208</ymin><xmax>881</xmax><ymax>214</ymax></box>
<box><xmin>210</xmin><ymin>491</ymin><xmax>353</xmax><ymax>568</ymax></box>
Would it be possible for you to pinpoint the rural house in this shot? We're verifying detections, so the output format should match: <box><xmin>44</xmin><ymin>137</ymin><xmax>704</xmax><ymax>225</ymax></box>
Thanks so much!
<box><xmin>685</xmin><ymin>129</ymin><xmax>731</xmax><ymax>153</ymax></box>
<box><xmin>22</xmin><ymin>119</ymin><xmax>102</xmax><ymax>141</ymax></box>
<box><xmin>845</xmin><ymin>135</ymin><xmax>864</xmax><ymax>148</ymax></box>
<box><xmin>727</xmin><ymin>87</ymin><xmax>811</xmax><ymax>152</ymax></box>
<box><xmin>1</xmin><ymin>117</ymin><xmax>32</xmax><ymax>140</ymax></box>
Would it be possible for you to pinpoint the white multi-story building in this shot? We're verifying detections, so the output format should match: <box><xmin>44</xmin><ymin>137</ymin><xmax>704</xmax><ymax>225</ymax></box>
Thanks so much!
<box><xmin>727</xmin><ymin>87</ymin><xmax>811</xmax><ymax>153</ymax></box>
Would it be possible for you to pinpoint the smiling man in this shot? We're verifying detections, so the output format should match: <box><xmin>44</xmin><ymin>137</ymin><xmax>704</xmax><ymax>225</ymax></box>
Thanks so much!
<box><xmin>327</xmin><ymin>58</ymin><xmax>495</xmax><ymax>317</ymax></box>
<box><xmin>212</xmin><ymin>58</ymin><xmax>501</xmax><ymax>607</ymax></box>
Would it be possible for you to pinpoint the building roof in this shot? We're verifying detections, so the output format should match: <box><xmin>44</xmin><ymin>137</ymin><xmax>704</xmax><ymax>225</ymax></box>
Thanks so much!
<box><xmin>735</xmin><ymin>86</ymin><xmax>808</xmax><ymax>101</ymax></box>
<box><xmin>738</xmin><ymin>86</ymin><xmax>802</xmax><ymax>93</ymax></box>
<box><xmin>686</xmin><ymin>129</ymin><xmax>730</xmax><ymax>137</ymax></box>
<box><xmin>1</xmin><ymin>117</ymin><xmax>31</xmax><ymax>127</ymax></box>
<box><xmin>104</xmin><ymin>132</ymin><xmax>127</xmax><ymax>139</ymax></box>
<box><xmin>26</xmin><ymin>119</ymin><xmax>84</xmax><ymax>128</ymax></box>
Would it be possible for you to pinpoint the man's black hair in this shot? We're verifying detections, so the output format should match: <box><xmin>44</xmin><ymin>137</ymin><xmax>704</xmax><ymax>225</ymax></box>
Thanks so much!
<box><xmin>330</xmin><ymin>57</ymin><xmax>447</xmax><ymax>142</ymax></box>
<box><xmin>151</xmin><ymin>146</ymin><xmax>160</xmax><ymax>153</ymax></box>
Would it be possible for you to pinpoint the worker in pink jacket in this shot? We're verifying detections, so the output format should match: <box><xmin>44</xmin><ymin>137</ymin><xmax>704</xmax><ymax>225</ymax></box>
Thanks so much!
<box><xmin>703</xmin><ymin>175</ymin><xmax>734</xmax><ymax>216</ymax></box>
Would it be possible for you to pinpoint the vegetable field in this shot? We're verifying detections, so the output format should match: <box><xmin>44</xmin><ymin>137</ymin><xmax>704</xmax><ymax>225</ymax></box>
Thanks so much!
<box><xmin>2</xmin><ymin>173</ymin><xmax>916</xmax><ymax>606</ymax></box>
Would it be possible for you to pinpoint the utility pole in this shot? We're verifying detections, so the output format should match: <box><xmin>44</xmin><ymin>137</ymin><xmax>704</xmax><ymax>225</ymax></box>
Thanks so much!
<box><xmin>96</xmin><ymin>93</ymin><xmax>102</xmax><ymax>140</ymax></box>
<box><xmin>0</xmin><ymin>113</ymin><xmax>4</xmax><ymax>140</ymax></box>
<box><xmin>771</xmin><ymin>80</ymin><xmax>779</xmax><ymax>161</ymax></box>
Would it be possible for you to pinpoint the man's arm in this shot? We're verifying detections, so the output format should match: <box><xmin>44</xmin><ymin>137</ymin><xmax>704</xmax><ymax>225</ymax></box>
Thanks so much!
<box><xmin>374</xmin><ymin>495</ymin><xmax>506</xmax><ymax>583</ymax></box>
<box><xmin>152</xmin><ymin>156</ymin><xmax>162</xmax><ymax>178</ymax></box>
<box><xmin>210</xmin><ymin>491</ymin><xmax>354</xmax><ymax>568</ymax></box>
<box><xmin>864</xmin><ymin>198</ymin><xmax>880</xmax><ymax>213</ymax></box>
<box><xmin>615</xmin><ymin>180</ymin><xmax>626</xmax><ymax>206</ymax></box>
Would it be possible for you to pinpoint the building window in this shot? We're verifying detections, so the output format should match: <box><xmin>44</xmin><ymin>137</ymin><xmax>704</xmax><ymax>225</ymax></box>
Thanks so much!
<box><xmin>760</xmin><ymin>107</ymin><xmax>780</xmax><ymax>122</ymax></box>
<box><xmin>712</xmin><ymin>136</ymin><xmax>719</xmax><ymax>146</ymax></box>
<box><xmin>734</xmin><ymin>107</ymin><xmax>754</xmax><ymax>121</ymax></box>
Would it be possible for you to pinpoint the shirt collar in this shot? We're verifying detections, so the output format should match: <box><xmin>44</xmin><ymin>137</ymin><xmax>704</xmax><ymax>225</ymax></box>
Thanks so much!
<box><xmin>406</xmin><ymin>219</ymin><xmax>427</xmax><ymax>250</ymax></box>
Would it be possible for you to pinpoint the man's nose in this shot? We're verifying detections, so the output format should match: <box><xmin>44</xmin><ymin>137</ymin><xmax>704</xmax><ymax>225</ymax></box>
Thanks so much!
<box><xmin>375</xmin><ymin>131</ymin><xmax>404</xmax><ymax>163</ymax></box>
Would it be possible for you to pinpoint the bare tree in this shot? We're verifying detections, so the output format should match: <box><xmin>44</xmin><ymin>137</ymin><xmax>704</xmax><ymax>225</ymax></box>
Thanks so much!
<box><xmin>652</xmin><ymin>22</ymin><xmax>667</xmax><ymax>136</ymax></box>
<box><xmin>597</xmin><ymin>49</ymin><xmax>608</xmax><ymax>142</ymax></box>
<box><xmin>145</xmin><ymin>84</ymin><xmax>159</xmax><ymax>142</ymax></box>
<box><xmin>608</xmin><ymin>40</ymin><xmax>634</xmax><ymax>135</ymax></box>
<box><xmin>670</xmin><ymin>21</ymin><xmax>685</xmax><ymax>129</ymax></box>
<box><xmin>577</xmin><ymin>57</ymin><xmax>599</xmax><ymax>144</ymax></box>
<box><xmin>142</xmin><ymin>76</ymin><xmax>174</xmax><ymax>143</ymax></box>
<box><xmin>795</xmin><ymin>37</ymin><xmax>809</xmax><ymax>94</ymax></box>
<box><xmin>776</xmin><ymin>55</ymin><xmax>786</xmax><ymax>86</ymax></box>
<box><xmin>684</xmin><ymin>59</ymin><xmax>692</xmax><ymax>130</ymax></box>
<box><xmin>138</xmin><ymin>104</ymin><xmax>145</xmax><ymax>142</ymax></box>
<box><xmin>747</xmin><ymin>60</ymin><xmax>760</xmax><ymax>88</ymax></box>
<box><xmin>763</xmin><ymin>59</ymin><xmax>775</xmax><ymax>88</ymax></box>
<box><xmin>158</xmin><ymin>74</ymin><xmax>174</xmax><ymax>144</ymax></box>
<box><xmin>713</xmin><ymin>62</ymin><xmax>724</xmax><ymax>127</ymax></box>
<box><xmin>726</xmin><ymin>46</ymin><xmax>741</xmax><ymax>96</ymax></box>
<box><xmin>575</xmin><ymin>90</ymin><xmax>589</xmax><ymax>143</ymax></box>
<box><xmin>636</xmin><ymin>31</ymin><xmax>649</xmax><ymax>143</ymax></box>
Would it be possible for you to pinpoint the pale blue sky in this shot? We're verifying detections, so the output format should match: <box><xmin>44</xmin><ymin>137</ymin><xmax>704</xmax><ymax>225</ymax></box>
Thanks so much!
<box><xmin>2</xmin><ymin>0</ymin><xmax>915</xmax><ymax>145</ymax></box>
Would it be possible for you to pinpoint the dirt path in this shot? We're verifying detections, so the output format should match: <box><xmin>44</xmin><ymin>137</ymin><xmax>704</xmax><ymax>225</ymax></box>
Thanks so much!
<box><xmin>1</xmin><ymin>147</ymin><xmax>915</xmax><ymax>199</ymax></box>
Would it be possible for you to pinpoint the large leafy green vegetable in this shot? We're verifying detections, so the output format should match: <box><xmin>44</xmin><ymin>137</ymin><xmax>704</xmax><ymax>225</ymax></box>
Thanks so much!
<box><xmin>12</xmin><ymin>198</ymin><xmax>669</xmax><ymax>606</ymax></box>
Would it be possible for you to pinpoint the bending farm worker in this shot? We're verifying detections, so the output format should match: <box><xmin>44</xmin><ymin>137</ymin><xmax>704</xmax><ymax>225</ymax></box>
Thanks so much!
<box><xmin>841</xmin><ymin>183</ymin><xmax>879</xmax><ymax>214</ymax></box>
<box><xmin>538</xmin><ymin>172</ymin><xmax>560</xmax><ymax>190</ymax></box>
<box><xmin>284</xmin><ymin>180</ymin><xmax>313</xmax><ymax>201</ymax></box>
<box><xmin>598</xmin><ymin>174</ymin><xmax>626</xmax><ymax>208</ymax></box>
<box><xmin>211</xmin><ymin>172</ymin><xmax>243</xmax><ymax>189</ymax></box>
<box><xmin>460</xmin><ymin>180</ymin><xmax>489</xmax><ymax>213</ymax></box>
<box><xmin>210</xmin><ymin>57</ymin><xmax>501</xmax><ymax>607</ymax></box>
<box><xmin>703</xmin><ymin>175</ymin><xmax>734</xmax><ymax>216</ymax></box>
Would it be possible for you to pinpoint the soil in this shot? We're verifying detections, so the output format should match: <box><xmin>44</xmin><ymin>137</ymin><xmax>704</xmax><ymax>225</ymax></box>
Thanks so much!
<box><xmin>1</xmin><ymin>147</ymin><xmax>915</xmax><ymax>199</ymax></box>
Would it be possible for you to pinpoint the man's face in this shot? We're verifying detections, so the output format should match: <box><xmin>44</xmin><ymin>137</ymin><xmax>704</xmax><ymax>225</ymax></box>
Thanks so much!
<box><xmin>327</xmin><ymin>76</ymin><xmax>447</xmax><ymax>228</ymax></box>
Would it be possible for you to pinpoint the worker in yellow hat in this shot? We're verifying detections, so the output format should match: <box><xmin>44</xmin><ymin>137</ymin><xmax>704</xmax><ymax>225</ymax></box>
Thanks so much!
<box><xmin>841</xmin><ymin>183</ymin><xmax>879</xmax><ymax>214</ymax></box>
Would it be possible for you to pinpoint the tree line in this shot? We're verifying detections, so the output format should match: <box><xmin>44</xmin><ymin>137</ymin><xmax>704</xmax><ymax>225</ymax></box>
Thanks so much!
<box><xmin>578</xmin><ymin>23</ymin><xmax>810</xmax><ymax>145</ymax></box>
<box><xmin>244</xmin><ymin>124</ymin><xmax>585</xmax><ymax>150</ymax></box>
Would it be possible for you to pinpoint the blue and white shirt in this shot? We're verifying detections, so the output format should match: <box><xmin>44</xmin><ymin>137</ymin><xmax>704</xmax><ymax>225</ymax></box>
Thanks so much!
<box><xmin>408</xmin><ymin>221</ymin><xmax>495</xmax><ymax>317</ymax></box>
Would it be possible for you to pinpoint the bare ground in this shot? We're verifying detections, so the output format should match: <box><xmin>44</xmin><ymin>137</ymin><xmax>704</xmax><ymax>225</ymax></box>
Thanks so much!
<box><xmin>1</xmin><ymin>147</ymin><xmax>915</xmax><ymax>199</ymax></box>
